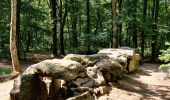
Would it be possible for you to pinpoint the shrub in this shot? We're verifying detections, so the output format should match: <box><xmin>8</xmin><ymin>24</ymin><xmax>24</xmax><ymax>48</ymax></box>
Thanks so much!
<box><xmin>0</xmin><ymin>67</ymin><xmax>13</xmax><ymax>76</ymax></box>
<box><xmin>159</xmin><ymin>42</ymin><xmax>170</xmax><ymax>77</ymax></box>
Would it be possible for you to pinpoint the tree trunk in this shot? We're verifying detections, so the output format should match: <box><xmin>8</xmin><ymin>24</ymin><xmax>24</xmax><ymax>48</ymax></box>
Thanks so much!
<box><xmin>151</xmin><ymin>0</ymin><xmax>160</xmax><ymax>62</ymax></box>
<box><xmin>16</xmin><ymin>0</ymin><xmax>20</xmax><ymax>59</ymax></box>
<box><xmin>70</xmin><ymin>0</ymin><xmax>78</xmax><ymax>52</ymax></box>
<box><xmin>50</xmin><ymin>0</ymin><xmax>58</xmax><ymax>56</ymax></box>
<box><xmin>132</xmin><ymin>0</ymin><xmax>138</xmax><ymax>48</ymax></box>
<box><xmin>10</xmin><ymin>0</ymin><xmax>22</xmax><ymax>72</ymax></box>
<box><xmin>118</xmin><ymin>0</ymin><xmax>123</xmax><ymax>46</ymax></box>
<box><xmin>86</xmin><ymin>0</ymin><xmax>91</xmax><ymax>54</ymax></box>
<box><xmin>112</xmin><ymin>0</ymin><xmax>118</xmax><ymax>48</ymax></box>
<box><xmin>141</xmin><ymin>0</ymin><xmax>148</xmax><ymax>58</ymax></box>
<box><xmin>59</xmin><ymin>0</ymin><xmax>68</xmax><ymax>55</ymax></box>
<box><xmin>59</xmin><ymin>0</ymin><xmax>63</xmax><ymax>55</ymax></box>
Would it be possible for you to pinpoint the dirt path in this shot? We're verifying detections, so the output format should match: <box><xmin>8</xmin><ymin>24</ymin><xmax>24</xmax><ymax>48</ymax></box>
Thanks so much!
<box><xmin>99</xmin><ymin>63</ymin><xmax>170</xmax><ymax>100</ymax></box>
<box><xmin>0</xmin><ymin>63</ymin><xmax>170</xmax><ymax>100</ymax></box>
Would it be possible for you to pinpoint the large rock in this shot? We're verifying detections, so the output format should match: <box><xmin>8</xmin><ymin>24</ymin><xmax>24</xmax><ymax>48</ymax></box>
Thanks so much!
<box><xmin>34</xmin><ymin>59</ymin><xmax>86</xmax><ymax>81</ymax></box>
<box><xmin>63</xmin><ymin>54</ymin><xmax>109</xmax><ymax>67</ymax></box>
<box><xmin>10</xmin><ymin>59</ymin><xmax>86</xmax><ymax>100</ymax></box>
<box><xmin>10</xmin><ymin>51</ymin><xmax>132</xmax><ymax>100</ymax></box>
<box><xmin>64</xmin><ymin>54</ymin><xmax>123</xmax><ymax>82</ymax></box>
<box><xmin>98</xmin><ymin>47</ymin><xmax>140</xmax><ymax>73</ymax></box>
<box><xmin>10</xmin><ymin>74</ymin><xmax>48</xmax><ymax>100</ymax></box>
<box><xmin>63</xmin><ymin>54</ymin><xmax>95</xmax><ymax>67</ymax></box>
<box><xmin>86</xmin><ymin>67</ymin><xmax>106</xmax><ymax>86</ymax></box>
<box><xmin>94</xmin><ymin>58</ymin><xmax>123</xmax><ymax>82</ymax></box>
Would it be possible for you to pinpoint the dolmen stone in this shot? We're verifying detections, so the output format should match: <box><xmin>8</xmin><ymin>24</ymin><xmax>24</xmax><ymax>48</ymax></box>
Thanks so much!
<box><xmin>10</xmin><ymin>59</ymin><xmax>87</xmax><ymax>100</ymax></box>
<box><xmin>10</xmin><ymin>48</ymin><xmax>140</xmax><ymax>100</ymax></box>
<box><xmin>98</xmin><ymin>47</ymin><xmax>140</xmax><ymax>73</ymax></box>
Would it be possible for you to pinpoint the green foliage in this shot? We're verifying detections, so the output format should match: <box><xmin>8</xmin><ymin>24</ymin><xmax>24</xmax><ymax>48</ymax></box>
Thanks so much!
<box><xmin>0</xmin><ymin>0</ymin><xmax>170</xmax><ymax>58</ymax></box>
<box><xmin>159</xmin><ymin>42</ymin><xmax>170</xmax><ymax>77</ymax></box>
<box><xmin>0</xmin><ymin>47</ymin><xmax>10</xmax><ymax>58</ymax></box>
<box><xmin>159</xmin><ymin>42</ymin><xmax>170</xmax><ymax>63</ymax></box>
<box><xmin>159</xmin><ymin>63</ymin><xmax>170</xmax><ymax>77</ymax></box>
<box><xmin>0</xmin><ymin>67</ymin><xmax>12</xmax><ymax>76</ymax></box>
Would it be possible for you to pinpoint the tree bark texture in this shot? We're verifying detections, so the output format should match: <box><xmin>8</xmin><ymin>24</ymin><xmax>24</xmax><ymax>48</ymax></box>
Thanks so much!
<box><xmin>86</xmin><ymin>0</ymin><xmax>91</xmax><ymax>54</ymax></box>
<box><xmin>141</xmin><ymin>0</ymin><xmax>148</xmax><ymax>58</ymax></box>
<box><xmin>10</xmin><ymin>0</ymin><xmax>21</xmax><ymax>72</ymax></box>
<box><xmin>112</xmin><ymin>0</ymin><xmax>118</xmax><ymax>48</ymax></box>
<box><xmin>50</xmin><ymin>0</ymin><xmax>58</xmax><ymax>56</ymax></box>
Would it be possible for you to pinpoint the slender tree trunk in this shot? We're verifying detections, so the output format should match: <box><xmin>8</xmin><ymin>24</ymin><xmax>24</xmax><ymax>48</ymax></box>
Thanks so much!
<box><xmin>67</xmin><ymin>16</ymin><xmax>72</xmax><ymax>52</ymax></box>
<box><xmin>126</xmin><ymin>24</ymin><xmax>129</xmax><ymax>46</ymax></box>
<box><xmin>86</xmin><ymin>0</ymin><xmax>91</xmax><ymax>53</ymax></box>
<box><xmin>16</xmin><ymin>0</ymin><xmax>20</xmax><ymax>58</ymax></box>
<box><xmin>59</xmin><ymin>0</ymin><xmax>63</xmax><ymax>55</ymax></box>
<box><xmin>10</xmin><ymin>0</ymin><xmax>21</xmax><ymax>72</ymax></box>
<box><xmin>59</xmin><ymin>0</ymin><xmax>68</xmax><ymax>55</ymax></box>
<box><xmin>111</xmin><ymin>0</ymin><xmax>118</xmax><ymax>48</ymax></box>
<box><xmin>127</xmin><ymin>0</ymin><xmax>131</xmax><ymax>47</ymax></box>
<box><xmin>70</xmin><ymin>0</ymin><xmax>78</xmax><ymax>52</ymax></box>
<box><xmin>141</xmin><ymin>0</ymin><xmax>148</xmax><ymax>58</ymax></box>
<box><xmin>50</xmin><ymin>0</ymin><xmax>58</xmax><ymax>56</ymax></box>
<box><xmin>151</xmin><ymin>0</ymin><xmax>160</xmax><ymax>61</ymax></box>
<box><xmin>26</xmin><ymin>31</ymin><xmax>32</xmax><ymax>52</ymax></box>
<box><xmin>95</xmin><ymin>9</ymin><xmax>99</xmax><ymax>35</ymax></box>
<box><xmin>132</xmin><ymin>0</ymin><xmax>138</xmax><ymax>48</ymax></box>
<box><xmin>118</xmin><ymin>0</ymin><xmax>123</xmax><ymax>46</ymax></box>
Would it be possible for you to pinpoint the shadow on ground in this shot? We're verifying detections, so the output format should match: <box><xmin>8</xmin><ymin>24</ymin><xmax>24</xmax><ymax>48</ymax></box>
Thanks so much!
<box><xmin>116</xmin><ymin>63</ymin><xmax>170</xmax><ymax>100</ymax></box>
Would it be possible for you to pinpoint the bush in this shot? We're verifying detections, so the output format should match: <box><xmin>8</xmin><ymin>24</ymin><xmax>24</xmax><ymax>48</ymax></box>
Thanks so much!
<box><xmin>0</xmin><ymin>67</ymin><xmax>13</xmax><ymax>76</ymax></box>
<box><xmin>159</xmin><ymin>63</ymin><xmax>170</xmax><ymax>77</ymax></box>
<box><xmin>159</xmin><ymin>42</ymin><xmax>170</xmax><ymax>77</ymax></box>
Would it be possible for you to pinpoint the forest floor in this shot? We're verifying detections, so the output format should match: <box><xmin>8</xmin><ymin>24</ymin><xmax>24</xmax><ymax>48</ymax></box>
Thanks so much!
<box><xmin>0</xmin><ymin>60</ymin><xmax>170</xmax><ymax>100</ymax></box>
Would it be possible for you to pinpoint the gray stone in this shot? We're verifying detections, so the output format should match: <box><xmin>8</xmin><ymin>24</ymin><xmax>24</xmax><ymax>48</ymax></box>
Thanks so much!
<box><xmin>86</xmin><ymin>67</ymin><xmax>106</xmax><ymax>86</ymax></box>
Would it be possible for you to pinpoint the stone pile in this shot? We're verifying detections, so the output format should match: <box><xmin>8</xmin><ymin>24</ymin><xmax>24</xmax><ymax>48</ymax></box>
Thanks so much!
<box><xmin>10</xmin><ymin>48</ymin><xmax>140</xmax><ymax>100</ymax></box>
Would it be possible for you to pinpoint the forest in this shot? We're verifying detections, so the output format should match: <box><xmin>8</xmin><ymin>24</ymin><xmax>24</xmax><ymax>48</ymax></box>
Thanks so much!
<box><xmin>0</xmin><ymin>0</ymin><xmax>169</xmax><ymax>60</ymax></box>
<box><xmin>0</xmin><ymin>0</ymin><xmax>170</xmax><ymax>100</ymax></box>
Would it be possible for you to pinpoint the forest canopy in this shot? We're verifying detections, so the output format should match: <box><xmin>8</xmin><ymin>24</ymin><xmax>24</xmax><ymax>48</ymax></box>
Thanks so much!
<box><xmin>0</xmin><ymin>0</ymin><xmax>170</xmax><ymax>61</ymax></box>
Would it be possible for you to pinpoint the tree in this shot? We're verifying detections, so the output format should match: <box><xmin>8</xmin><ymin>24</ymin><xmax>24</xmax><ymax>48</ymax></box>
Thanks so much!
<box><xmin>151</xmin><ymin>0</ymin><xmax>160</xmax><ymax>61</ymax></box>
<box><xmin>86</xmin><ymin>0</ymin><xmax>91</xmax><ymax>54</ymax></box>
<box><xmin>16</xmin><ymin>0</ymin><xmax>21</xmax><ymax>58</ymax></box>
<box><xmin>59</xmin><ymin>0</ymin><xmax>68</xmax><ymax>55</ymax></box>
<box><xmin>10</xmin><ymin>0</ymin><xmax>22</xmax><ymax>72</ymax></box>
<box><xmin>50</xmin><ymin>0</ymin><xmax>58</xmax><ymax>56</ymax></box>
<box><xmin>141</xmin><ymin>0</ymin><xmax>148</xmax><ymax>58</ymax></box>
<box><xmin>117</xmin><ymin>0</ymin><xmax>123</xmax><ymax>46</ymax></box>
<box><xmin>132</xmin><ymin>0</ymin><xmax>138</xmax><ymax>48</ymax></box>
<box><xmin>111</xmin><ymin>0</ymin><xmax>118</xmax><ymax>48</ymax></box>
<box><xmin>70</xmin><ymin>0</ymin><xmax>78</xmax><ymax>52</ymax></box>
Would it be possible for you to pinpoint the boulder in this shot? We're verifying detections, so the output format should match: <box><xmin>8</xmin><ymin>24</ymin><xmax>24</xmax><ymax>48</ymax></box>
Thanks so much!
<box><xmin>63</xmin><ymin>54</ymin><xmax>96</xmax><ymax>67</ymax></box>
<box><xmin>10</xmin><ymin>74</ymin><xmax>48</xmax><ymax>100</ymax></box>
<box><xmin>34</xmin><ymin>59</ymin><xmax>86</xmax><ymax>81</ymax></box>
<box><xmin>63</xmin><ymin>54</ymin><xmax>109</xmax><ymax>67</ymax></box>
<box><xmin>98</xmin><ymin>47</ymin><xmax>140</xmax><ymax>73</ymax></box>
<box><xmin>10</xmin><ymin>59</ymin><xmax>86</xmax><ymax>100</ymax></box>
<box><xmin>94</xmin><ymin>58</ymin><xmax>123</xmax><ymax>82</ymax></box>
<box><xmin>86</xmin><ymin>67</ymin><xmax>106</xmax><ymax>86</ymax></box>
<box><xmin>64</xmin><ymin>54</ymin><xmax>123</xmax><ymax>82</ymax></box>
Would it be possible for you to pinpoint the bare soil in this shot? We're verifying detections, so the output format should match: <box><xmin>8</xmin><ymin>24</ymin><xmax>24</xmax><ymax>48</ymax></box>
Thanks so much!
<box><xmin>0</xmin><ymin>61</ymin><xmax>170</xmax><ymax>100</ymax></box>
<box><xmin>99</xmin><ymin>63</ymin><xmax>170</xmax><ymax>100</ymax></box>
